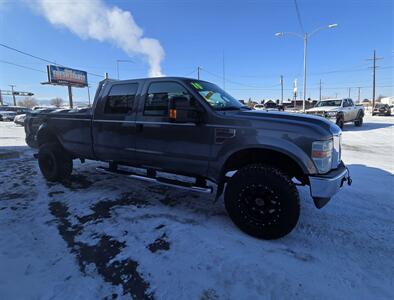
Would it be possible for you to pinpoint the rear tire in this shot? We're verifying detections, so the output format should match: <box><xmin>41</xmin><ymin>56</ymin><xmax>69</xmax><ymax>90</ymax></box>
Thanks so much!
<box><xmin>38</xmin><ymin>142</ymin><xmax>73</xmax><ymax>181</ymax></box>
<box><xmin>224</xmin><ymin>164</ymin><xmax>300</xmax><ymax>239</ymax></box>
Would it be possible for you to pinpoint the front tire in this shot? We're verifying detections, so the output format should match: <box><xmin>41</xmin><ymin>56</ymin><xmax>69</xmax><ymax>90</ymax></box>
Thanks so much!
<box><xmin>336</xmin><ymin>115</ymin><xmax>344</xmax><ymax>129</ymax></box>
<box><xmin>354</xmin><ymin>116</ymin><xmax>363</xmax><ymax>127</ymax></box>
<box><xmin>224</xmin><ymin>164</ymin><xmax>300</xmax><ymax>239</ymax></box>
<box><xmin>38</xmin><ymin>142</ymin><xmax>73</xmax><ymax>181</ymax></box>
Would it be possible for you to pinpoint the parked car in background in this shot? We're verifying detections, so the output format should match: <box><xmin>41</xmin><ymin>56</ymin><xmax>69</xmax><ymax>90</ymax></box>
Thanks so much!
<box><xmin>14</xmin><ymin>114</ymin><xmax>27</xmax><ymax>126</ymax></box>
<box><xmin>254</xmin><ymin>102</ymin><xmax>284</xmax><ymax>111</ymax></box>
<box><xmin>253</xmin><ymin>104</ymin><xmax>265</xmax><ymax>110</ymax></box>
<box><xmin>0</xmin><ymin>110</ymin><xmax>18</xmax><ymax>121</ymax></box>
<box><xmin>32</xmin><ymin>105</ymin><xmax>56</xmax><ymax>110</ymax></box>
<box><xmin>264</xmin><ymin>102</ymin><xmax>283</xmax><ymax>111</ymax></box>
<box><xmin>0</xmin><ymin>105</ymin><xmax>30</xmax><ymax>114</ymax></box>
<box><xmin>372</xmin><ymin>104</ymin><xmax>392</xmax><ymax>116</ymax></box>
<box><xmin>306</xmin><ymin>98</ymin><xmax>364</xmax><ymax>129</ymax></box>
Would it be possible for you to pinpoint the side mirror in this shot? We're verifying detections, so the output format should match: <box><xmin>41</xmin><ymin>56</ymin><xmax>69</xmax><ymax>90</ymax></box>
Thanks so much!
<box><xmin>168</xmin><ymin>96</ymin><xmax>201</xmax><ymax>123</ymax></box>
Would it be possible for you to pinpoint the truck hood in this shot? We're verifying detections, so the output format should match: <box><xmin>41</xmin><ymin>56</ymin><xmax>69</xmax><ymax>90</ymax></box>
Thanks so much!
<box><xmin>227</xmin><ymin>110</ymin><xmax>340</xmax><ymax>136</ymax></box>
<box><xmin>306</xmin><ymin>106</ymin><xmax>340</xmax><ymax>112</ymax></box>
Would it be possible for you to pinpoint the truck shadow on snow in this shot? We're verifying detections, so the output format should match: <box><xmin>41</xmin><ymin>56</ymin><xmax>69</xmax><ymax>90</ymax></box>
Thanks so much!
<box><xmin>341</xmin><ymin>121</ymin><xmax>393</xmax><ymax>131</ymax></box>
<box><xmin>46</xmin><ymin>163</ymin><xmax>393</xmax><ymax>299</ymax></box>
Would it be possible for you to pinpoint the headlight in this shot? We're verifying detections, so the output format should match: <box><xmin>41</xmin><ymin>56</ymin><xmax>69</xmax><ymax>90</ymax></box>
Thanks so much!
<box><xmin>326</xmin><ymin>111</ymin><xmax>337</xmax><ymax>117</ymax></box>
<box><xmin>312</xmin><ymin>140</ymin><xmax>333</xmax><ymax>173</ymax></box>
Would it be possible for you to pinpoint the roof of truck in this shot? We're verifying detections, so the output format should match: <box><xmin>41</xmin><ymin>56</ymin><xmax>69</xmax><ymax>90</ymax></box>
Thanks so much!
<box><xmin>104</xmin><ymin>76</ymin><xmax>205</xmax><ymax>83</ymax></box>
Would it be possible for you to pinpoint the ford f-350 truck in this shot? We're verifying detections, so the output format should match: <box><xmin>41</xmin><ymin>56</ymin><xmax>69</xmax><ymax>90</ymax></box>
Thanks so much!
<box><xmin>33</xmin><ymin>77</ymin><xmax>351</xmax><ymax>239</ymax></box>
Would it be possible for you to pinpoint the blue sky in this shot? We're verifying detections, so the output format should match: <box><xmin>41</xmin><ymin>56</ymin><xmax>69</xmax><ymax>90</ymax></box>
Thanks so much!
<box><xmin>0</xmin><ymin>0</ymin><xmax>393</xmax><ymax>105</ymax></box>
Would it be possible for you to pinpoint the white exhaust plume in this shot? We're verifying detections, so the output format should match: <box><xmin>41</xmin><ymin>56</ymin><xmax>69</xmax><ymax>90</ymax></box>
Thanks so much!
<box><xmin>30</xmin><ymin>0</ymin><xmax>165</xmax><ymax>77</ymax></box>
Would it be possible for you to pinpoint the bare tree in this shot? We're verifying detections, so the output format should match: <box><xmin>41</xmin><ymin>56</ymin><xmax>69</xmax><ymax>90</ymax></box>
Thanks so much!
<box><xmin>376</xmin><ymin>95</ymin><xmax>386</xmax><ymax>103</ymax></box>
<box><xmin>17</xmin><ymin>97</ymin><xmax>38</xmax><ymax>109</ymax></box>
<box><xmin>50</xmin><ymin>97</ymin><xmax>64</xmax><ymax>108</ymax></box>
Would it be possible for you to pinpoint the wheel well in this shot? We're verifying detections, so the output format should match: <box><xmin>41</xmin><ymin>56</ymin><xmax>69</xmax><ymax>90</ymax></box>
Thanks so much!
<box><xmin>222</xmin><ymin>148</ymin><xmax>306</xmax><ymax>183</ymax></box>
<box><xmin>36</xmin><ymin>128</ymin><xmax>59</xmax><ymax>147</ymax></box>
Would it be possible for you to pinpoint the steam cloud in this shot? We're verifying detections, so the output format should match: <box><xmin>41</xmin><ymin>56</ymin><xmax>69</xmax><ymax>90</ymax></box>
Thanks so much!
<box><xmin>31</xmin><ymin>0</ymin><xmax>165</xmax><ymax>77</ymax></box>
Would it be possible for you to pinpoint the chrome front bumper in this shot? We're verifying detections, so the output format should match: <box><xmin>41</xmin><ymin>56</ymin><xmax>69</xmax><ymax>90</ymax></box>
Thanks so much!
<box><xmin>309</xmin><ymin>162</ymin><xmax>351</xmax><ymax>208</ymax></box>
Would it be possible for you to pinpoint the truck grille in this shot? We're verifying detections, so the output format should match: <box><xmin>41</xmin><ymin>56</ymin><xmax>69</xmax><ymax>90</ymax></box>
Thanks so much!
<box><xmin>332</xmin><ymin>134</ymin><xmax>341</xmax><ymax>169</ymax></box>
<box><xmin>307</xmin><ymin>111</ymin><xmax>325</xmax><ymax>117</ymax></box>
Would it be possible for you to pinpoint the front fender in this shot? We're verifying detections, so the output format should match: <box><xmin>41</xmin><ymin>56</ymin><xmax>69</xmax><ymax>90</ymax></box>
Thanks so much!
<box><xmin>208</xmin><ymin>133</ymin><xmax>318</xmax><ymax>183</ymax></box>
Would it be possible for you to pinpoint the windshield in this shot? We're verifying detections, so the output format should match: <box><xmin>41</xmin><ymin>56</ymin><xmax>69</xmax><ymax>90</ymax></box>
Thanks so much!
<box><xmin>315</xmin><ymin>100</ymin><xmax>342</xmax><ymax>107</ymax></box>
<box><xmin>188</xmin><ymin>80</ymin><xmax>247</xmax><ymax>111</ymax></box>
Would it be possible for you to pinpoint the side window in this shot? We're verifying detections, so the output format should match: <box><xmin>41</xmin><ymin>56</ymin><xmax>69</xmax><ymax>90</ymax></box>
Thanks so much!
<box><xmin>348</xmin><ymin>99</ymin><xmax>354</xmax><ymax>106</ymax></box>
<box><xmin>104</xmin><ymin>83</ymin><xmax>138</xmax><ymax>114</ymax></box>
<box><xmin>144</xmin><ymin>82</ymin><xmax>189</xmax><ymax>116</ymax></box>
<box><xmin>343</xmin><ymin>99</ymin><xmax>350</xmax><ymax>107</ymax></box>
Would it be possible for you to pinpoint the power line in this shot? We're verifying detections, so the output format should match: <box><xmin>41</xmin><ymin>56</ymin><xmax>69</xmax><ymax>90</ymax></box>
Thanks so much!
<box><xmin>0</xmin><ymin>59</ymin><xmax>46</xmax><ymax>73</ymax></box>
<box><xmin>201</xmin><ymin>68</ymin><xmax>280</xmax><ymax>89</ymax></box>
<box><xmin>0</xmin><ymin>42</ymin><xmax>103</xmax><ymax>78</ymax></box>
<box><xmin>293</xmin><ymin>0</ymin><xmax>305</xmax><ymax>33</ymax></box>
<box><xmin>182</xmin><ymin>69</ymin><xmax>197</xmax><ymax>77</ymax></box>
<box><xmin>226</xmin><ymin>85</ymin><xmax>392</xmax><ymax>91</ymax></box>
<box><xmin>0</xmin><ymin>43</ymin><xmax>57</xmax><ymax>66</ymax></box>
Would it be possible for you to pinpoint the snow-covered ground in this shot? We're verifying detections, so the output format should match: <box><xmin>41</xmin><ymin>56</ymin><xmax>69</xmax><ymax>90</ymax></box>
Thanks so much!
<box><xmin>0</xmin><ymin>116</ymin><xmax>393</xmax><ymax>300</ymax></box>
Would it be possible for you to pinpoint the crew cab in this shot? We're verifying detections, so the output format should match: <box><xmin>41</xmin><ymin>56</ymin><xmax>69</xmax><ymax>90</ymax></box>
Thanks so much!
<box><xmin>33</xmin><ymin>77</ymin><xmax>351</xmax><ymax>239</ymax></box>
<box><xmin>306</xmin><ymin>98</ymin><xmax>364</xmax><ymax>129</ymax></box>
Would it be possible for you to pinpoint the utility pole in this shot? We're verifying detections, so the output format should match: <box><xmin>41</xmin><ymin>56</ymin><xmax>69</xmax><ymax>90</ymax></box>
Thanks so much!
<box><xmin>87</xmin><ymin>85</ymin><xmax>91</xmax><ymax>107</ymax></box>
<box><xmin>348</xmin><ymin>87</ymin><xmax>351</xmax><ymax>98</ymax></box>
<box><xmin>116</xmin><ymin>60</ymin><xmax>120</xmax><ymax>80</ymax></box>
<box><xmin>319</xmin><ymin>79</ymin><xmax>322</xmax><ymax>101</ymax></box>
<box><xmin>357</xmin><ymin>87</ymin><xmax>361</xmax><ymax>103</ymax></box>
<box><xmin>197</xmin><ymin>66</ymin><xmax>201</xmax><ymax>80</ymax></box>
<box><xmin>280</xmin><ymin>75</ymin><xmax>284</xmax><ymax>104</ymax></box>
<box><xmin>367</xmin><ymin>50</ymin><xmax>383</xmax><ymax>109</ymax></box>
<box><xmin>9</xmin><ymin>85</ymin><xmax>16</xmax><ymax>106</ymax></box>
<box><xmin>0</xmin><ymin>89</ymin><xmax>3</xmax><ymax>106</ymax></box>
<box><xmin>67</xmin><ymin>85</ymin><xmax>73</xmax><ymax>108</ymax></box>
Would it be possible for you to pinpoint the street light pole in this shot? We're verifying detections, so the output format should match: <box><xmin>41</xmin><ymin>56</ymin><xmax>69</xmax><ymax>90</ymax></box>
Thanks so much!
<box><xmin>116</xmin><ymin>59</ymin><xmax>134</xmax><ymax>80</ymax></box>
<box><xmin>9</xmin><ymin>85</ymin><xmax>16</xmax><ymax>106</ymax></box>
<box><xmin>302</xmin><ymin>33</ymin><xmax>307</xmax><ymax>112</ymax></box>
<box><xmin>275</xmin><ymin>24</ymin><xmax>337</xmax><ymax>112</ymax></box>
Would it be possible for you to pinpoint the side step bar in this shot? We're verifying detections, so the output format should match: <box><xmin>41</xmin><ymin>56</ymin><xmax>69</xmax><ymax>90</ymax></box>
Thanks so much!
<box><xmin>96</xmin><ymin>166</ymin><xmax>213</xmax><ymax>194</ymax></box>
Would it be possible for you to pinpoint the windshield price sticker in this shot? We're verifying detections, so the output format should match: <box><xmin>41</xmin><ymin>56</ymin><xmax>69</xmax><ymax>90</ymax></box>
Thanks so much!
<box><xmin>191</xmin><ymin>82</ymin><xmax>203</xmax><ymax>90</ymax></box>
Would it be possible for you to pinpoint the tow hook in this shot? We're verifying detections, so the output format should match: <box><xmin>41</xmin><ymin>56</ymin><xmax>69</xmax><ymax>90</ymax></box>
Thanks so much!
<box><xmin>345</xmin><ymin>166</ymin><xmax>352</xmax><ymax>186</ymax></box>
<box><xmin>340</xmin><ymin>175</ymin><xmax>352</xmax><ymax>187</ymax></box>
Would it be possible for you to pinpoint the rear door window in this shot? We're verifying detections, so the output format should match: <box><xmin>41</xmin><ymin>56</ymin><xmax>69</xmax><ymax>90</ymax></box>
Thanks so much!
<box><xmin>104</xmin><ymin>83</ymin><xmax>138</xmax><ymax>114</ymax></box>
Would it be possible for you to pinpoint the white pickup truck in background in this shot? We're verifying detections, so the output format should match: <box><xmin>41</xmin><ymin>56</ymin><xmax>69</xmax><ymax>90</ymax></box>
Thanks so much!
<box><xmin>306</xmin><ymin>98</ymin><xmax>365</xmax><ymax>129</ymax></box>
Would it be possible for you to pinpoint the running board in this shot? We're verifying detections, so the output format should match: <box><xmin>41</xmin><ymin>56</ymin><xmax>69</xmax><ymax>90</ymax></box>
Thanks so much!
<box><xmin>96</xmin><ymin>166</ymin><xmax>213</xmax><ymax>194</ymax></box>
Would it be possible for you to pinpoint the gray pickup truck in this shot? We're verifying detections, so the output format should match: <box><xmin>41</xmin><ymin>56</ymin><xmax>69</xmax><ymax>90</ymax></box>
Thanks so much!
<box><xmin>33</xmin><ymin>77</ymin><xmax>351</xmax><ymax>239</ymax></box>
<box><xmin>306</xmin><ymin>98</ymin><xmax>365</xmax><ymax>129</ymax></box>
